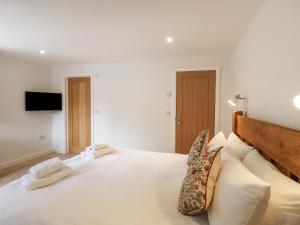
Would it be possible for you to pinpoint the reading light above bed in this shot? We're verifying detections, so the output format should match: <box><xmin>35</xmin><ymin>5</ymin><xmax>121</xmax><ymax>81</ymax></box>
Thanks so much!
<box><xmin>227</xmin><ymin>94</ymin><xmax>246</xmax><ymax>107</ymax></box>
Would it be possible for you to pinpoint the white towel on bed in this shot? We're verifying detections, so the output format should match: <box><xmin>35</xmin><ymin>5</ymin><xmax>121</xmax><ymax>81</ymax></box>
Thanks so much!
<box><xmin>85</xmin><ymin>144</ymin><xmax>109</xmax><ymax>152</ymax></box>
<box><xmin>22</xmin><ymin>165</ymin><xmax>73</xmax><ymax>191</ymax></box>
<box><xmin>81</xmin><ymin>148</ymin><xmax>114</xmax><ymax>160</ymax></box>
<box><xmin>29</xmin><ymin>157</ymin><xmax>63</xmax><ymax>179</ymax></box>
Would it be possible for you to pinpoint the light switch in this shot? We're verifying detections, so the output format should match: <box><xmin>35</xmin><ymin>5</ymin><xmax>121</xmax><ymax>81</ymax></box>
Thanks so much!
<box><xmin>166</xmin><ymin>91</ymin><xmax>172</xmax><ymax>98</ymax></box>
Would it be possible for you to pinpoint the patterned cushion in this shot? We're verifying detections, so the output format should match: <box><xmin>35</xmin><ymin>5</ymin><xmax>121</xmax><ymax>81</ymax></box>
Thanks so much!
<box><xmin>178</xmin><ymin>146</ymin><xmax>222</xmax><ymax>215</ymax></box>
<box><xmin>187</xmin><ymin>129</ymin><xmax>209</xmax><ymax>166</ymax></box>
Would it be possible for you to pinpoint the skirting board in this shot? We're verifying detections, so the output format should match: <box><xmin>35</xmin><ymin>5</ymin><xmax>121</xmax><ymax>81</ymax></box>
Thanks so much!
<box><xmin>0</xmin><ymin>149</ymin><xmax>52</xmax><ymax>170</ymax></box>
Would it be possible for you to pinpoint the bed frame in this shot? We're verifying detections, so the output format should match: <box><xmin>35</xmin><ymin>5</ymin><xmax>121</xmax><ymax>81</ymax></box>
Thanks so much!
<box><xmin>232</xmin><ymin>111</ymin><xmax>300</xmax><ymax>183</ymax></box>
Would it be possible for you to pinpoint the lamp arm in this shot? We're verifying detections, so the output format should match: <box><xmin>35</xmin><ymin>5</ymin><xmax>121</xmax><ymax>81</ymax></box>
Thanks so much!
<box><xmin>235</xmin><ymin>94</ymin><xmax>246</xmax><ymax>100</ymax></box>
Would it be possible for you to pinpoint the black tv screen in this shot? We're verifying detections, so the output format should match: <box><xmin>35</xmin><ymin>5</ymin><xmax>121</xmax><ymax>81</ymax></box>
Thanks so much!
<box><xmin>25</xmin><ymin>92</ymin><xmax>62</xmax><ymax>111</ymax></box>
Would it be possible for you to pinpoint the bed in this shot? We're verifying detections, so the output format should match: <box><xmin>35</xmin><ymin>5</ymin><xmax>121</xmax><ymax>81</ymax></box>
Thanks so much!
<box><xmin>0</xmin><ymin>150</ymin><xmax>208</xmax><ymax>225</ymax></box>
<box><xmin>0</xmin><ymin>111</ymin><xmax>300</xmax><ymax>225</ymax></box>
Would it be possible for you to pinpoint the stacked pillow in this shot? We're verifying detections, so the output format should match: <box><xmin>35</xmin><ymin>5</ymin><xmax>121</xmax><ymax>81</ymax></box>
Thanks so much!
<box><xmin>244</xmin><ymin>150</ymin><xmax>300</xmax><ymax>225</ymax></box>
<box><xmin>225</xmin><ymin>132</ymin><xmax>253</xmax><ymax>160</ymax></box>
<box><xmin>186</xmin><ymin>129</ymin><xmax>209</xmax><ymax>166</ymax></box>
<box><xmin>178</xmin><ymin>130</ymin><xmax>300</xmax><ymax>225</ymax></box>
<box><xmin>208</xmin><ymin>151</ymin><xmax>271</xmax><ymax>225</ymax></box>
<box><xmin>210</xmin><ymin>132</ymin><xmax>300</xmax><ymax>225</ymax></box>
<box><xmin>221</xmin><ymin>132</ymin><xmax>300</xmax><ymax>225</ymax></box>
<box><xmin>177</xmin><ymin>131</ymin><xmax>268</xmax><ymax>224</ymax></box>
<box><xmin>207</xmin><ymin>131</ymin><xmax>227</xmax><ymax>150</ymax></box>
<box><xmin>178</xmin><ymin>130</ymin><xmax>223</xmax><ymax>215</ymax></box>
<box><xmin>178</xmin><ymin>130</ymin><xmax>255</xmax><ymax>216</ymax></box>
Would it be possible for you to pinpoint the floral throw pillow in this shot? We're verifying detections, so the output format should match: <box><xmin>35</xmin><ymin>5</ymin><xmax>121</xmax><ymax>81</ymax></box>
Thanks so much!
<box><xmin>178</xmin><ymin>146</ymin><xmax>223</xmax><ymax>215</ymax></box>
<box><xmin>187</xmin><ymin>129</ymin><xmax>209</xmax><ymax>166</ymax></box>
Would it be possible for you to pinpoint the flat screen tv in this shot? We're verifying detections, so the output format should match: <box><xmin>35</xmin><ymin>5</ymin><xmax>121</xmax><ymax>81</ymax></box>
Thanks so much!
<box><xmin>25</xmin><ymin>92</ymin><xmax>62</xmax><ymax>111</ymax></box>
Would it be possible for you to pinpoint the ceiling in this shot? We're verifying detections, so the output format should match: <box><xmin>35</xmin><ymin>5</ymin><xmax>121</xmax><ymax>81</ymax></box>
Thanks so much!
<box><xmin>0</xmin><ymin>0</ymin><xmax>264</xmax><ymax>66</ymax></box>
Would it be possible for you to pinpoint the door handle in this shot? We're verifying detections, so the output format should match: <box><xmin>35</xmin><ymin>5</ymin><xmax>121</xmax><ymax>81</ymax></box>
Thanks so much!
<box><xmin>175</xmin><ymin>116</ymin><xmax>183</xmax><ymax>125</ymax></box>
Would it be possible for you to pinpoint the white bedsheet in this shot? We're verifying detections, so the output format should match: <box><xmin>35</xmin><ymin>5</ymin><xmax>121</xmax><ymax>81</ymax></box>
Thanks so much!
<box><xmin>0</xmin><ymin>149</ymin><xmax>208</xmax><ymax>225</ymax></box>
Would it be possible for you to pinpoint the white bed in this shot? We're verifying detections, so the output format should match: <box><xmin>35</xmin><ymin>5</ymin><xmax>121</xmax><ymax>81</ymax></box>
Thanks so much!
<box><xmin>0</xmin><ymin>149</ymin><xmax>208</xmax><ymax>225</ymax></box>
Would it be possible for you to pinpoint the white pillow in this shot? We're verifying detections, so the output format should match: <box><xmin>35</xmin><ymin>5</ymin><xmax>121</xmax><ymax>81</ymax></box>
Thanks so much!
<box><xmin>226</xmin><ymin>132</ymin><xmax>253</xmax><ymax>159</ymax></box>
<box><xmin>208</xmin><ymin>155</ymin><xmax>271</xmax><ymax>225</ymax></box>
<box><xmin>207</xmin><ymin>131</ymin><xmax>227</xmax><ymax>149</ymax></box>
<box><xmin>244</xmin><ymin>149</ymin><xmax>279</xmax><ymax>171</ymax></box>
<box><xmin>244</xmin><ymin>150</ymin><xmax>300</xmax><ymax>225</ymax></box>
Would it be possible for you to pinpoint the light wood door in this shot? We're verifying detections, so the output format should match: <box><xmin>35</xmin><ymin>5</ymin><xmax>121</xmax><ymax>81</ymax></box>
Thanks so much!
<box><xmin>175</xmin><ymin>70</ymin><xmax>216</xmax><ymax>154</ymax></box>
<box><xmin>68</xmin><ymin>77</ymin><xmax>91</xmax><ymax>153</ymax></box>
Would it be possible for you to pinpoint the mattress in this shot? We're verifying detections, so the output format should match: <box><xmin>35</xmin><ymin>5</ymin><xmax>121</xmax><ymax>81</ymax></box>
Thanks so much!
<box><xmin>0</xmin><ymin>149</ymin><xmax>209</xmax><ymax>225</ymax></box>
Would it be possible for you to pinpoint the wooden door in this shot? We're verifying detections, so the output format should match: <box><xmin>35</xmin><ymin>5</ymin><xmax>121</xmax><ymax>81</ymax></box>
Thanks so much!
<box><xmin>175</xmin><ymin>70</ymin><xmax>216</xmax><ymax>154</ymax></box>
<box><xmin>68</xmin><ymin>77</ymin><xmax>91</xmax><ymax>153</ymax></box>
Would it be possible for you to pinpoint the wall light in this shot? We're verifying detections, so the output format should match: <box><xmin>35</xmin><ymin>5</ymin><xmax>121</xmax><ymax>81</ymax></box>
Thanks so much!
<box><xmin>228</xmin><ymin>94</ymin><xmax>246</xmax><ymax>107</ymax></box>
<box><xmin>39</xmin><ymin>50</ymin><xmax>46</xmax><ymax>55</ymax></box>
<box><xmin>293</xmin><ymin>95</ymin><xmax>300</xmax><ymax>109</ymax></box>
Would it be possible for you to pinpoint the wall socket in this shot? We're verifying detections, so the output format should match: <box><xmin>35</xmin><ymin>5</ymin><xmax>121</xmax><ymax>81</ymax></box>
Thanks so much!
<box><xmin>39</xmin><ymin>135</ymin><xmax>47</xmax><ymax>140</ymax></box>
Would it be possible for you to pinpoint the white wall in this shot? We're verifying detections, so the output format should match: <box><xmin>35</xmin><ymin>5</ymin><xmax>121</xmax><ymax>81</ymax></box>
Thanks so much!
<box><xmin>229</xmin><ymin>0</ymin><xmax>300</xmax><ymax>130</ymax></box>
<box><xmin>0</xmin><ymin>54</ymin><xmax>53</xmax><ymax>167</ymax></box>
<box><xmin>52</xmin><ymin>56</ymin><xmax>231</xmax><ymax>153</ymax></box>
<box><xmin>4</xmin><ymin>0</ymin><xmax>300</xmax><ymax>164</ymax></box>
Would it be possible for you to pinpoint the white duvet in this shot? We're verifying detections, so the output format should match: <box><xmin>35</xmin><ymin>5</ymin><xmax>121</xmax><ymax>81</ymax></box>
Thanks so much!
<box><xmin>0</xmin><ymin>149</ymin><xmax>208</xmax><ymax>225</ymax></box>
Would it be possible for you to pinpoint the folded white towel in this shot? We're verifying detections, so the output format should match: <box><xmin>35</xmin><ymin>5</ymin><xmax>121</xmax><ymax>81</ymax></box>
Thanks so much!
<box><xmin>22</xmin><ymin>165</ymin><xmax>73</xmax><ymax>191</ymax></box>
<box><xmin>85</xmin><ymin>144</ymin><xmax>109</xmax><ymax>152</ymax></box>
<box><xmin>29</xmin><ymin>157</ymin><xmax>63</xmax><ymax>179</ymax></box>
<box><xmin>81</xmin><ymin>148</ymin><xmax>114</xmax><ymax>160</ymax></box>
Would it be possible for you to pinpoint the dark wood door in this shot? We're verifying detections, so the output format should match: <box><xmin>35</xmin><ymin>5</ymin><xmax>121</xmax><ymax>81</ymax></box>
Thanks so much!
<box><xmin>175</xmin><ymin>70</ymin><xmax>216</xmax><ymax>154</ymax></box>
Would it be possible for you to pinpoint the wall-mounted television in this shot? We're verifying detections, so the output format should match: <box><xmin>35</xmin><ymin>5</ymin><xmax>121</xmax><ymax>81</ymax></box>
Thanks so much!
<box><xmin>25</xmin><ymin>91</ymin><xmax>62</xmax><ymax>111</ymax></box>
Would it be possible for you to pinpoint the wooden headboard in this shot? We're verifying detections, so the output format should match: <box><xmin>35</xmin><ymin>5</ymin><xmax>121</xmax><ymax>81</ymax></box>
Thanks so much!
<box><xmin>232</xmin><ymin>111</ymin><xmax>300</xmax><ymax>182</ymax></box>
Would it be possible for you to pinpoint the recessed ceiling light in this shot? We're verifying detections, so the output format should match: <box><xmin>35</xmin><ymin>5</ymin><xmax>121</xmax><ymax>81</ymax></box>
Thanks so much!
<box><xmin>293</xmin><ymin>95</ymin><xmax>300</xmax><ymax>109</ymax></box>
<box><xmin>39</xmin><ymin>50</ymin><xmax>46</xmax><ymax>55</ymax></box>
<box><xmin>166</xmin><ymin>37</ymin><xmax>173</xmax><ymax>43</ymax></box>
